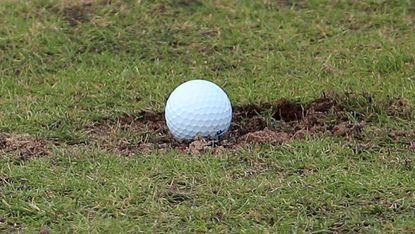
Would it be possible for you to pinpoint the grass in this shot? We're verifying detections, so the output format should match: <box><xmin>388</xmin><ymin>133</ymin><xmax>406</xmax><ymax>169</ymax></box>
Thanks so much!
<box><xmin>2</xmin><ymin>141</ymin><xmax>415</xmax><ymax>232</ymax></box>
<box><xmin>1</xmin><ymin>0</ymin><xmax>415</xmax><ymax>232</ymax></box>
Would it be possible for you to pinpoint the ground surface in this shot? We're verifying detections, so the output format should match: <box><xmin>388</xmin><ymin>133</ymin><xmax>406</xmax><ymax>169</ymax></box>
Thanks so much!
<box><xmin>1</xmin><ymin>0</ymin><xmax>415</xmax><ymax>233</ymax></box>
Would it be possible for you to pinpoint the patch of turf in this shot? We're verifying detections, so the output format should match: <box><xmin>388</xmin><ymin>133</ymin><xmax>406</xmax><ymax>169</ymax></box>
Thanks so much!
<box><xmin>1</xmin><ymin>0</ymin><xmax>414</xmax><ymax>141</ymax></box>
<box><xmin>1</xmin><ymin>140</ymin><xmax>414</xmax><ymax>232</ymax></box>
<box><xmin>1</xmin><ymin>0</ymin><xmax>415</xmax><ymax>232</ymax></box>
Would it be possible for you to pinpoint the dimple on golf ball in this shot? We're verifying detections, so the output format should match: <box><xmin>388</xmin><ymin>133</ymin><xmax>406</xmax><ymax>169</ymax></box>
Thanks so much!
<box><xmin>165</xmin><ymin>79</ymin><xmax>232</xmax><ymax>141</ymax></box>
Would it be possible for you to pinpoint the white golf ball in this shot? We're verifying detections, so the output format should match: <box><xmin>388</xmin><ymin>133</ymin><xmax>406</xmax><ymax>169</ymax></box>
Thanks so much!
<box><xmin>165</xmin><ymin>79</ymin><xmax>232</xmax><ymax>141</ymax></box>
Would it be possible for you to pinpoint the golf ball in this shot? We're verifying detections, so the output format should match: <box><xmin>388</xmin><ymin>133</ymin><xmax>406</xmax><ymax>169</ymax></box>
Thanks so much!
<box><xmin>165</xmin><ymin>79</ymin><xmax>232</xmax><ymax>141</ymax></box>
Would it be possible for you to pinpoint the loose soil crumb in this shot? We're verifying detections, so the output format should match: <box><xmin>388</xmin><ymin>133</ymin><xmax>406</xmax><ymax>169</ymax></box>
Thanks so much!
<box><xmin>387</xmin><ymin>98</ymin><xmax>412</xmax><ymax>118</ymax></box>
<box><xmin>244</xmin><ymin>128</ymin><xmax>290</xmax><ymax>145</ymax></box>
<box><xmin>332</xmin><ymin>122</ymin><xmax>365</xmax><ymax>138</ymax></box>
<box><xmin>0</xmin><ymin>133</ymin><xmax>49</xmax><ymax>160</ymax></box>
<box><xmin>389</xmin><ymin>130</ymin><xmax>415</xmax><ymax>140</ymax></box>
<box><xmin>188</xmin><ymin>138</ymin><xmax>212</xmax><ymax>155</ymax></box>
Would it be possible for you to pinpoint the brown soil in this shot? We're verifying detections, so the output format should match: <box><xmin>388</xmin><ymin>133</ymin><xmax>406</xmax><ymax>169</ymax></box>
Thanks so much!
<box><xmin>243</xmin><ymin>128</ymin><xmax>290</xmax><ymax>145</ymax></box>
<box><xmin>1</xmin><ymin>95</ymin><xmax>412</xmax><ymax>157</ymax></box>
<box><xmin>0</xmin><ymin>134</ymin><xmax>50</xmax><ymax>160</ymax></box>
<box><xmin>86</xmin><ymin>96</ymin><xmax>368</xmax><ymax>155</ymax></box>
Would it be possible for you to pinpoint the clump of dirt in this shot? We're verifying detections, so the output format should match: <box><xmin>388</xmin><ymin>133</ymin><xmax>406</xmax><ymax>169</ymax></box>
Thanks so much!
<box><xmin>188</xmin><ymin>138</ymin><xmax>213</xmax><ymax>155</ymax></box>
<box><xmin>332</xmin><ymin>122</ymin><xmax>365</xmax><ymax>137</ymax></box>
<box><xmin>389</xmin><ymin>130</ymin><xmax>415</xmax><ymax>140</ymax></box>
<box><xmin>243</xmin><ymin>128</ymin><xmax>290</xmax><ymax>145</ymax></box>
<box><xmin>0</xmin><ymin>134</ymin><xmax>50</xmax><ymax>160</ymax></box>
<box><xmin>387</xmin><ymin>129</ymin><xmax>415</xmax><ymax>150</ymax></box>
<box><xmin>86</xmin><ymin>95</ymin><xmax>370</xmax><ymax>155</ymax></box>
<box><xmin>387</xmin><ymin>98</ymin><xmax>412</xmax><ymax>118</ymax></box>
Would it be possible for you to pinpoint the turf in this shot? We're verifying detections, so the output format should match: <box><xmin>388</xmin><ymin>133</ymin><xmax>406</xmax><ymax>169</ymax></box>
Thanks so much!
<box><xmin>1</xmin><ymin>0</ymin><xmax>415</xmax><ymax>232</ymax></box>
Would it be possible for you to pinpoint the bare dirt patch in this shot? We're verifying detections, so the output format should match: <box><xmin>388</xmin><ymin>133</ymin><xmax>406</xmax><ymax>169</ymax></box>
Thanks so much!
<box><xmin>85</xmin><ymin>95</ymin><xmax>372</xmax><ymax>155</ymax></box>
<box><xmin>0</xmin><ymin>133</ymin><xmax>49</xmax><ymax>160</ymax></box>
<box><xmin>244</xmin><ymin>128</ymin><xmax>290</xmax><ymax>145</ymax></box>
<box><xmin>1</xmin><ymin>94</ymin><xmax>412</xmax><ymax>157</ymax></box>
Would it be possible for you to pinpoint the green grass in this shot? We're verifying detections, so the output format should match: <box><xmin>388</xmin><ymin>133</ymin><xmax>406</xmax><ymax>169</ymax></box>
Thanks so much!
<box><xmin>2</xmin><ymin>141</ymin><xmax>415</xmax><ymax>232</ymax></box>
<box><xmin>1</xmin><ymin>0</ymin><xmax>415</xmax><ymax>232</ymax></box>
